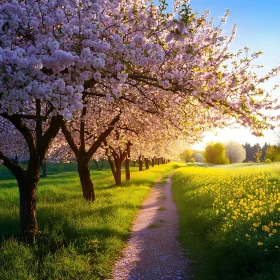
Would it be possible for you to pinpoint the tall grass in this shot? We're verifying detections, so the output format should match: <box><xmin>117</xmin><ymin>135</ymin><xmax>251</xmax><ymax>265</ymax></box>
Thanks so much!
<box><xmin>0</xmin><ymin>162</ymin><xmax>177</xmax><ymax>280</ymax></box>
<box><xmin>172</xmin><ymin>163</ymin><xmax>280</xmax><ymax>280</ymax></box>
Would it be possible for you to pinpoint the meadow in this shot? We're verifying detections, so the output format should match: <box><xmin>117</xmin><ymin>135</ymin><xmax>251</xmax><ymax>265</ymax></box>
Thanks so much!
<box><xmin>172</xmin><ymin>163</ymin><xmax>280</xmax><ymax>280</ymax></box>
<box><xmin>0</xmin><ymin>162</ymin><xmax>177</xmax><ymax>280</ymax></box>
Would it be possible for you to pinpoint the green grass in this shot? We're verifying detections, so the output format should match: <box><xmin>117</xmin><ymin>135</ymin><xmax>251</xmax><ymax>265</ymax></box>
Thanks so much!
<box><xmin>158</xmin><ymin>173</ymin><xmax>170</xmax><ymax>184</ymax></box>
<box><xmin>0</xmin><ymin>160</ymin><xmax>112</xmax><ymax>180</ymax></box>
<box><xmin>0</xmin><ymin>162</ymin><xmax>178</xmax><ymax>280</ymax></box>
<box><xmin>172</xmin><ymin>163</ymin><xmax>280</xmax><ymax>280</ymax></box>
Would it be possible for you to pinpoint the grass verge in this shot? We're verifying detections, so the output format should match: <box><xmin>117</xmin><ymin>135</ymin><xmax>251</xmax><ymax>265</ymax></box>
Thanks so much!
<box><xmin>172</xmin><ymin>163</ymin><xmax>280</xmax><ymax>280</ymax></box>
<box><xmin>0</xmin><ymin>162</ymin><xmax>177</xmax><ymax>280</ymax></box>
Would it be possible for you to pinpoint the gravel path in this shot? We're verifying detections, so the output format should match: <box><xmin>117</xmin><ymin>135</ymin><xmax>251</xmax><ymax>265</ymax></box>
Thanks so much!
<box><xmin>109</xmin><ymin>174</ymin><xmax>192</xmax><ymax>280</ymax></box>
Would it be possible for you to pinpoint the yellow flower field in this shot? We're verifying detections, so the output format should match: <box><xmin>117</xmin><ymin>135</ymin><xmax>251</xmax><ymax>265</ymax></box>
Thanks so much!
<box><xmin>194</xmin><ymin>165</ymin><xmax>280</xmax><ymax>249</ymax></box>
<box><xmin>172</xmin><ymin>163</ymin><xmax>280</xmax><ymax>279</ymax></box>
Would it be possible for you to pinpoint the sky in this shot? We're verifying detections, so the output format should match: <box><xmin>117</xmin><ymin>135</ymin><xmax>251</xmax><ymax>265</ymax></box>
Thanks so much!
<box><xmin>165</xmin><ymin>0</ymin><xmax>280</xmax><ymax>150</ymax></box>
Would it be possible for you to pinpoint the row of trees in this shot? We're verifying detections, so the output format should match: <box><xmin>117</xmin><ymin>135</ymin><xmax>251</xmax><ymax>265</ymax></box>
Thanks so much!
<box><xmin>0</xmin><ymin>0</ymin><xmax>279</xmax><ymax>234</ymax></box>
<box><xmin>180</xmin><ymin>141</ymin><xmax>246</xmax><ymax>164</ymax></box>
<box><xmin>181</xmin><ymin>141</ymin><xmax>280</xmax><ymax>164</ymax></box>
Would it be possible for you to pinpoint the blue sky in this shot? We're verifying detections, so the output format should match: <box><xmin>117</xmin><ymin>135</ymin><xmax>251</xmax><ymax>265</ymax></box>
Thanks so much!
<box><xmin>189</xmin><ymin>0</ymin><xmax>280</xmax><ymax>81</ymax></box>
<box><xmin>165</xmin><ymin>0</ymin><xmax>280</xmax><ymax>148</ymax></box>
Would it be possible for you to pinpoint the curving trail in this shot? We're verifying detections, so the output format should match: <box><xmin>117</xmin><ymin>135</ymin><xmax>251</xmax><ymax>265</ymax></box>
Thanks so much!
<box><xmin>109</xmin><ymin>174</ymin><xmax>192</xmax><ymax>280</ymax></box>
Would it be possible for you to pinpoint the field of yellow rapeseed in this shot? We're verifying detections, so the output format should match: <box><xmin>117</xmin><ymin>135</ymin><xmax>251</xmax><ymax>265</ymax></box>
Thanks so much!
<box><xmin>172</xmin><ymin>163</ymin><xmax>280</xmax><ymax>279</ymax></box>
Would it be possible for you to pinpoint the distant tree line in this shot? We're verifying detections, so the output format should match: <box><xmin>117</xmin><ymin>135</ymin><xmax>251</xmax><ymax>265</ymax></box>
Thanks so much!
<box><xmin>242</xmin><ymin>143</ymin><xmax>269</xmax><ymax>162</ymax></box>
<box><xmin>180</xmin><ymin>142</ymin><xmax>280</xmax><ymax>165</ymax></box>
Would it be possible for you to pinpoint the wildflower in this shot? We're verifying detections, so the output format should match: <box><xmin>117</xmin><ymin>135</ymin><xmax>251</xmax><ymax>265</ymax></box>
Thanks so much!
<box><xmin>262</xmin><ymin>225</ymin><xmax>270</xmax><ymax>233</ymax></box>
<box><xmin>257</xmin><ymin>242</ymin><xmax>263</xmax><ymax>246</ymax></box>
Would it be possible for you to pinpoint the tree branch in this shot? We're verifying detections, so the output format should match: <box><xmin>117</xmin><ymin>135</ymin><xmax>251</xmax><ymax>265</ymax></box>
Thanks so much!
<box><xmin>86</xmin><ymin>113</ymin><xmax>121</xmax><ymax>160</ymax></box>
<box><xmin>0</xmin><ymin>150</ymin><xmax>26</xmax><ymax>181</ymax></box>
<box><xmin>1</xmin><ymin>113</ymin><xmax>37</xmax><ymax>160</ymax></box>
<box><xmin>61</xmin><ymin>120</ymin><xmax>80</xmax><ymax>158</ymax></box>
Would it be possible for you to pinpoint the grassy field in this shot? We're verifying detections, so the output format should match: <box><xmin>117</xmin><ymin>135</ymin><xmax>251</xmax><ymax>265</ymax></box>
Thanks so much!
<box><xmin>0</xmin><ymin>162</ymin><xmax>178</xmax><ymax>280</ymax></box>
<box><xmin>172</xmin><ymin>163</ymin><xmax>280</xmax><ymax>280</ymax></box>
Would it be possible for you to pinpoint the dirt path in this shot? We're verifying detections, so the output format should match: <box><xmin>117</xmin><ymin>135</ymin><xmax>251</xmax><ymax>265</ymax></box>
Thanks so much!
<box><xmin>109</xmin><ymin>174</ymin><xmax>192</xmax><ymax>280</ymax></box>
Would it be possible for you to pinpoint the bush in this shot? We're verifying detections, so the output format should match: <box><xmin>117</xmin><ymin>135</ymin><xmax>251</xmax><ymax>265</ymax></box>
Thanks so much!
<box><xmin>190</xmin><ymin>158</ymin><xmax>195</xmax><ymax>163</ymax></box>
<box><xmin>203</xmin><ymin>142</ymin><xmax>230</xmax><ymax>165</ymax></box>
<box><xmin>180</xmin><ymin>149</ymin><xmax>193</xmax><ymax>163</ymax></box>
<box><xmin>265</xmin><ymin>158</ymin><xmax>272</xmax><ymax>163</ymax></box>
<box><xmin>265</xmin><ymin>145</ymin><xmax>280</xmax><ymax>162</ymax></box>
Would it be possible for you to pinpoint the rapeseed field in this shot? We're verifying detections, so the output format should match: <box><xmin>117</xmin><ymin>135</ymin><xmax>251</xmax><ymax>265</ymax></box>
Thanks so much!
<box><xmin>172</xmin><ymin>163</ymin><xmax>280</xmax><ymax>280</ymax></box>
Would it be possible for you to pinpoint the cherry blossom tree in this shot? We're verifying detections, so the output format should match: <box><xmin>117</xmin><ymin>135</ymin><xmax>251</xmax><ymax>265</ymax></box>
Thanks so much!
<box><xmin>0</xmin><ymin>0</ymin><xmax>106</xmax><ymax>232</ymax></box>
<box><xmin>225</xmin><ymin>141</ymin><xmax>246</xmax><ymax>163</ymax></box>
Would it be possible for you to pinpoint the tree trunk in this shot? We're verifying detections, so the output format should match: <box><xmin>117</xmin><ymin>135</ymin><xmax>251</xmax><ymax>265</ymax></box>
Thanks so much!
<box><xmin>145</xmin><ymin>158</ymin><xmax>149</xmax><ymax>169</ymax></box>
<box><xmin>0</xmin><ymin>114</ymin><xmax>63</xmax><ymax>234</ymax></box>
<box><xmin>94</xmin><ymin>159</ymin><xmax>104</xmax><ymax>171</ymax></box>
<box><xmin>139</xmin><ymin>156</ymin><xmax>143</xmax><ymax>171</ymax></box>
<box><xmin>41</xmin><ymin>161</ymin><xmax>47</xmax><ymax>177</ymax></box>
<box><xmin>93</xmin><ymin>159</ymin><xmax>99</xmax><ymax>170</ymax></box>
<box><xmin>107</xmin><ymin>156</ymin><xmax>122</xmax><ymax>186</ymax></box>
<box><xmin>77</xmin><ymin>159</ymin><xmax>95</xmax><ymax>201</ymax></box>
<box><xmin>99</xmin><ymin>159</ymin><xmax>104</xmax><ymax>171</ymax></box>
<box><xmin>18</xmin><ymin>180</ymin><xmax>38</xmax><ymax>233</ymax></box>
<box><xmin>125</xmin><ymin>157</ymin><xmax>130</xmax><ymax>181</ymax></box>
<box><xmin>152</xmin><ymin>157</ymin><xmax>155</xmax><ymax>167</ymax></box>
<box><xmin>115</xmin><ymin>158</ymin><xmax>122</xmax><ymax>186</ymax></box>
<box><xmin>157</xmin><ymin>158</ymin><xmax>160</xmax><ymax>166</ymax></box>
<box><xmin>125</xmin><ymin>142</ymin><xmax>131</xmax><ymax>181</ymax></box>
<box><xmin>108</xmin><ymin>157</ymin><xmax>116</xmax><ymax>177</ymax></box>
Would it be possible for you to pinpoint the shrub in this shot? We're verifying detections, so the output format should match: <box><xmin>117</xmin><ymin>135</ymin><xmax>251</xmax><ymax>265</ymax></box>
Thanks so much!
<box><xmin>265</xmin><ymin>145</ymin><xmax>280</xmax><ymax>162</ymax></box>
<box><xmin>180</xmin><ymin>149</ymin><xmax>193</xmax><ymax>163</ymax></box>
<box><xmin>203</xmin><ymin>142</ymin><xmax>230</xmax><ymax>165</ymax></box>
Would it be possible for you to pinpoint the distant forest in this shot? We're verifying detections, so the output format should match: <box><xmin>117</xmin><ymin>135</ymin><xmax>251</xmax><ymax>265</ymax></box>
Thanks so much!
<box><xmin>243</xmin><ymin>143</ymin><xmax>269</xmax><ymax>162</ymax></box>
